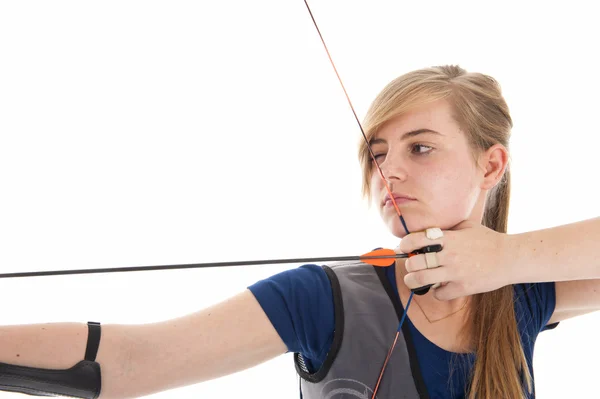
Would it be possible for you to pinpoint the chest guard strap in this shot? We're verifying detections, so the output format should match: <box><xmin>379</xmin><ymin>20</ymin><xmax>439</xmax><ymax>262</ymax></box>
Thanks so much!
<box><xmin>0</xmin><ymin>321</ymin><xmax>102</xmax><ymax>398</ymax></box>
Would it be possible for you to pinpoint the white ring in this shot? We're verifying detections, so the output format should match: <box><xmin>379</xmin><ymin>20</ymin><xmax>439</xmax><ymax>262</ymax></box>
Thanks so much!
<box><xmin>425</xmin><ymin>227</ymin><xmax>443</xmax><ymax>240</ymax></box>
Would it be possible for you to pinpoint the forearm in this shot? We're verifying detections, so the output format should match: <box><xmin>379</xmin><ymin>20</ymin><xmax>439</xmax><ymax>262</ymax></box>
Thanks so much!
<box><xmin>0</xmin><ymin>323</ymin><xmax>88</xmax><ymax>369</ymax></box>
<box><xmin>0</xmin><ymin>322</ymin><xmax>134</xmax><ymax>399</ymax></box>
<box><xmin>0</xmin><ymin>290</ymin><xmax>287</xmax><ymax>399</ymax></box>
<box><xmin>507</xmin><ymin>216</ymin><xmax>600</xmax><ymax>284</ymax></box>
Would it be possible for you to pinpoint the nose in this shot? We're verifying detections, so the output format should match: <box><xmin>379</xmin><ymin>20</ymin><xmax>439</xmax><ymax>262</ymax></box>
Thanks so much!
<box><xmin>379</xmin><ymin>151</ymin><xmax>407</xmax><ymax>183</ymax></box>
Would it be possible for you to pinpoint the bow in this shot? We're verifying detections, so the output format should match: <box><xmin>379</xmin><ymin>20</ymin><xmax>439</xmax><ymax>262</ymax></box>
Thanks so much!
<box><xmin>0</xmin><ymin>2</ymin><xmax>436</xmax><ymax>293</ymax></box>
<box><xmin>301</xmin><ymin>2</ymin><xmax>436</xmax><ymax>397</ymax></box>
<box><xmin>2</xmin><ymin>1</ymin><xmax>440</xmax><ymax>398</ymax></box>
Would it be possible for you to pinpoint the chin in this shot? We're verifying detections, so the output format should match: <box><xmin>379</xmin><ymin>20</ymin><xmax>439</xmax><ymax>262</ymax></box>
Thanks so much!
<box><xmin>385</xmin><ymin>213</ymin><xmax>445</xmax><ymax>237</ymax></box>
<box><xmin>386</xmin><ymin>218</ymin><xmax>411</xmax><ymax>238</ymax></box>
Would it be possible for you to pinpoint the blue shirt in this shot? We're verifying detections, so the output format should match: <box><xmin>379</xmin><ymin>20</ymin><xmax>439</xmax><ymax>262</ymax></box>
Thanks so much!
<box><xmin>248</xmin><ymin>264</ymin><xmax>557</xmax><ymax>398</ymax></box>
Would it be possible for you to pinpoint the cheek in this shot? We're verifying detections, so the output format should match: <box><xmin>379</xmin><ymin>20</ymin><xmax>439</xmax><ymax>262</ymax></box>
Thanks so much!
<box><xmin>369</xmin><ymin>172</ymin><xmax>383</xmax><ymax>197</ymax></box>
<box><xmin>426</xmin><ymin>163</ymin><xmax>480</xmax><ymax>217</ymax></box>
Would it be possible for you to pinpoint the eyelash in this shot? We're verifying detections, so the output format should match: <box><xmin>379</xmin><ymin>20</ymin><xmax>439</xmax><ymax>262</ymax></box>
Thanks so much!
<box><xmin>411</xmin><ymin>143</ymin><xmax>433</xmax><ymax>154</ymax></box>
<box><xmin>370</xmin><ymin>143</ymin><xmax>433</xmax><ymax>163</ymax></box>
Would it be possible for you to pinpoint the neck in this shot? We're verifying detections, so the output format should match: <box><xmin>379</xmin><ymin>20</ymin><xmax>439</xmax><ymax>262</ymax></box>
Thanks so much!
<box><xmin>395</xmin><ymin>259</ymin><xmax>471</xmax><ymax>316</ymax></box>
<box><xmin>394</xmin><ymin>258</ymin><xmax>474</xmax><ymax>352</ymax></box>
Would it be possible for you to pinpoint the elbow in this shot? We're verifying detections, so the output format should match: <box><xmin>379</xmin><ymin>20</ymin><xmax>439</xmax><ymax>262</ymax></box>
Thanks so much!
<box><xmin>95</xmin><ymin>325</ymin><xmax>143</xmax><ymax>399</ymax></box>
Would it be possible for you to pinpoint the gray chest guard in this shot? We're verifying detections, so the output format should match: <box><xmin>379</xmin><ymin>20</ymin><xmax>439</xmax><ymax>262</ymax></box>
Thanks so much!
<box><xmin>0</xmin><ymin>321</ymin><xmax>102</xmax><ymax>398</ymax></box>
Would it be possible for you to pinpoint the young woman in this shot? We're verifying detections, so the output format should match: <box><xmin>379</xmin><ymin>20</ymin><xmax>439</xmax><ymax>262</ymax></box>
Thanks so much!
<box><xmin>1</xmin><ymin>65</ymin><xmax>598</xmax><ymax>399</ymax></box>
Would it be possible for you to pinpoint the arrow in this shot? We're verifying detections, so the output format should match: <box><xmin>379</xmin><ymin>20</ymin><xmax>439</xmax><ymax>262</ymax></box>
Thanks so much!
<box><xmin>0</xmin><ymin>248</ymin><xmax>411</xmax><ymax>279</ymax></box>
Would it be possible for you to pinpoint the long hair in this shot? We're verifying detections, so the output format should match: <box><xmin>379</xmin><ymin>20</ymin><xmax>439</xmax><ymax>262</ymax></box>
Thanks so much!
<box><xmin>358</xmin><ymin>65</ymin><xmax>531</xmax><ymax>398</ymax></box>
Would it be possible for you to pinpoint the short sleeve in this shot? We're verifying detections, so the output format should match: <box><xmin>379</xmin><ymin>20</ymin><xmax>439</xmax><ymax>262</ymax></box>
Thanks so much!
<box><xmin>247</xmin><ymin>264</ymin><xmax>335</xmax><ymax>362</ymax></box>
<box><xmin>515</xmin><ymin>282</ymin><xmax>559</xmax><ymax>332</ymax></box>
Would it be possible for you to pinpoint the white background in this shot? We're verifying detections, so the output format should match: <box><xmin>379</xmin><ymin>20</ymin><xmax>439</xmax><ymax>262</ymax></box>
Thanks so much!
<box><xmin>0</xmin><ymin>1</ymin><xmax>598</xmax><ymax>398</ymax></box>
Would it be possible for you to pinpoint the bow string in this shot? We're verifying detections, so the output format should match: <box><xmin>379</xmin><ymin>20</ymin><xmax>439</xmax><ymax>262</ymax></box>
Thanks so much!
<box><xmin>300</xmin><ymin>2</ymin><xmax>420</xmax><ymax>398</ymax></box>
<box><xmin>2</xmin><ymin>4</ymin><xmax>440</xmax><ymax>398</ymax></box>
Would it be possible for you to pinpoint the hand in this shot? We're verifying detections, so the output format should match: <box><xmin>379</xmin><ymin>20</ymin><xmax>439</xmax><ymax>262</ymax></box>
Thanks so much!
<box><xmin>399</xmin><ymin>220</ymin><xmax>514</xmax><ymax>300</ymax></box>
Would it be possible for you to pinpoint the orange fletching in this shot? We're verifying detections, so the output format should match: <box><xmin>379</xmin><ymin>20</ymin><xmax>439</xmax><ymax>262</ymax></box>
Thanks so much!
<box><xmin>360</xmin><ymin>248</ymin><xmax>397</xmax><ymax>267</ymax></box>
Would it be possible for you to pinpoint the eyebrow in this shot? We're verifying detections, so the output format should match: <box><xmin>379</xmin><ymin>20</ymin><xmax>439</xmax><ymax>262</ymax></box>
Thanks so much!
<box><xmin>368</xmin><ymin>128</ymin><xmax>442</xmax><ymax>146</ymax></box>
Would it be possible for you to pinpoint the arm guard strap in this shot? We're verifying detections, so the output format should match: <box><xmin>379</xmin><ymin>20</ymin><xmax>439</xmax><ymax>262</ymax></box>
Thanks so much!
<box><xmin>0</xmin><ymin>321</ymin><xmax>102</xmax><ymax>398</ymax></box>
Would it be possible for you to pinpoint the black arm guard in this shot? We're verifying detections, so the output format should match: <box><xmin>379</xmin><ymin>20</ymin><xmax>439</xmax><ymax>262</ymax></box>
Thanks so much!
<box><xmin>0</xmin><ymin>321</ymin><xmax>102</xmax><ymax>398</ymax></box>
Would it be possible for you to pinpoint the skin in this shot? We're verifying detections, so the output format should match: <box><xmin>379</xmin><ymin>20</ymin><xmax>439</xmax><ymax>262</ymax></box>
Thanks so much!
<box><xmin>0</xmin><ymin>98</ymin><xmax>597</xmax><ymax>398</ymax></box>
<box><xmin>370</xmin><ymin>98</ymin><xmax>600</xmax><ymax>334</ymax></box>
<box><xmin>368</xmin><ymin>98</ymin><xmax>507</xmax><ymax>327</ymax></box>
<box><xmin>368</xmin><ymin>99</ymin><xmax>499</xmax><ymax>239</ymax></box>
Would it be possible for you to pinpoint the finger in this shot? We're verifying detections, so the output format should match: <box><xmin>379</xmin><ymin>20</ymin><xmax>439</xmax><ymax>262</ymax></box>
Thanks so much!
<box><xmin>404</xmin><ymin>250</ymin><xmax>447</xmax><ymax>273</ymax></box>
<box><xmin>398</xmin><ymin>231</ymin><xmax>426</xmax><ymax>254</ymax></box>
<box><xmin>399</xmin><ymin>227</ymin><xmax>446</xmax><ymax>254</ymax></box>
<box><xmin>432</xmin><ymin>282</ymin><xmax>465</xmax><ymax>301</ymax></box>
<box><xmin>404</xmin><ymin>267</ymin><xmax>448</xmax><ymax>291</ymax></box>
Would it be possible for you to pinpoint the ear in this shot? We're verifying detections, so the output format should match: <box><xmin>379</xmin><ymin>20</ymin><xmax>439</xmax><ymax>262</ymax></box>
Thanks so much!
<box><xmin>478</xmin><ymin>143</ymin><xmax>509</xmax><ymax>190</ymax></box>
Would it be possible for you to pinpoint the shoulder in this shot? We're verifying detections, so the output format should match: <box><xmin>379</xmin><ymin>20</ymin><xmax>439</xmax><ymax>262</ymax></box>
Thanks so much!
<box><xmin>247</xmin><ymin>264</ymin><xmax>337</xmax><ymax>357</ymax></box>
<box><xmin>248</xmin><ymin>264</ymin><xmax>338</xmax><ymax>312</ymax></box>
<box><xmin>513</xmin><ymin>282</ymin><xmax>559</xmax><ymax>333</ymax></box>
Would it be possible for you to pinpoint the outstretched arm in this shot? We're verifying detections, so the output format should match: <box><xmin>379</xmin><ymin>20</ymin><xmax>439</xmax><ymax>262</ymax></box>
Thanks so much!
<box><xmin>0</xmin><ymin>289</ymin><xmax>286</xmax><ymax>399</ymax></box>
<box><xmin>507</xmin><ymin>217</ymin><xmax>600</xmax><ymax>283</ymax></box>
<box><xmin>505</xmin><ymin>217</ymin><xmax>600</xmax><ymax>323</ymax></box>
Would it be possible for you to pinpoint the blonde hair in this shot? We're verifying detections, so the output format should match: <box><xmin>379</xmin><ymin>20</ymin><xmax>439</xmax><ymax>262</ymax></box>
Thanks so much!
<box><xmin>358</xmin><ymin>65</ymin><xmax>531</xmax><ymax>398</ymax></box>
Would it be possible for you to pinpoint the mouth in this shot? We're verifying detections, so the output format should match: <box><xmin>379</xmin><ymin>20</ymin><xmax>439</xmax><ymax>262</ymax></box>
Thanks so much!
<box><xmin>382</xmin><ymin>193</ymin><xmax>416</xmax><ymax>208</ymax></box>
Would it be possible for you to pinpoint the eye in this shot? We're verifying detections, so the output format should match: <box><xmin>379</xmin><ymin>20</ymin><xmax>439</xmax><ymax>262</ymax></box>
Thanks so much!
<box><xmin>411</xmin><ymin>143</ymin><xmax>433</xmax><ymax>155</ymax></box>
<box><xmin>371</xmin><ymin>153</ymin><xmax>386</xmax><ymax>164</ymax></box>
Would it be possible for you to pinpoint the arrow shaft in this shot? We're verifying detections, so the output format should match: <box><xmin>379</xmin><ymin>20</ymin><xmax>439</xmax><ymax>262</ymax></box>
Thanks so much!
<box><xmin>0</xmin><ymin>253</ymin><xmax>408</xmax><ymax>279</ymax></box>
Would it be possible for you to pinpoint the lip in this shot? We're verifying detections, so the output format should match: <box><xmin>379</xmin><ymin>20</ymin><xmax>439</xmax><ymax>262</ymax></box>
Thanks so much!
<box><xmin>382</xmin><ymin>193</ymin><xmax>416</xmax><ymax>207</ymax></box>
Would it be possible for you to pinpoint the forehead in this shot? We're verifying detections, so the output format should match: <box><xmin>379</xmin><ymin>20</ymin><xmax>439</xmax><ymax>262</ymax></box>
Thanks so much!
<box><xmin>374</xmin><ymin>99</ymin><xmax>460</xmax><ymax>141</ymax></box>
